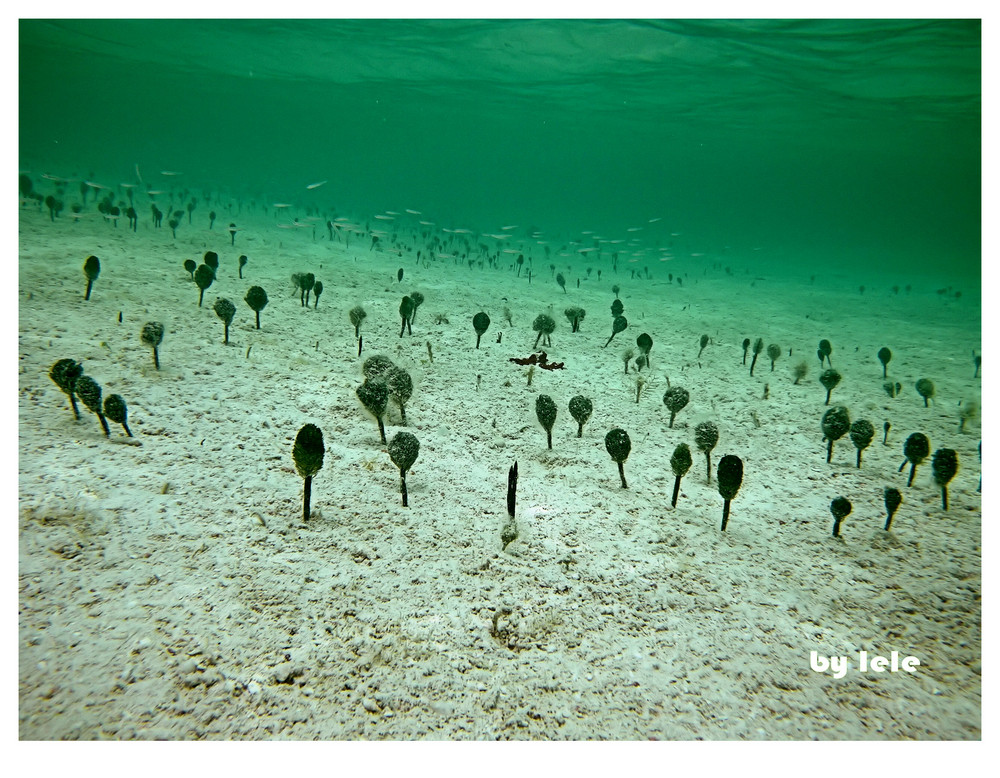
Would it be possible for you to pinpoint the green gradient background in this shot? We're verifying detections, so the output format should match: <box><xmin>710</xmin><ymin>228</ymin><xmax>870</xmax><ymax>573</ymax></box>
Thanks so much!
<box><xmin>19</xmin><ymin>19</ymin><xmax>980</xmax><ymax>277</ymax></box>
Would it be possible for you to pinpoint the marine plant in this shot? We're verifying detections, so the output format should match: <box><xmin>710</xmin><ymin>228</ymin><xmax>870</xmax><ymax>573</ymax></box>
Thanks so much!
<box><xmin>610</xmin><ymin>299</ymin><xmax>624</xmax><ymax>318</ymax></box>
<box><xmin>670</xmin><ymin>443</ymin><xmax>692</xmax><ymax>508</ymax></box>
<box><xmin>399</xmin><ymin>296</ymin><xmax>414</xmax><ymax>337</ymax></box>
<box><xmin>821</xmin><ymin>405</ymin><xmax>850</xmax><ymax>463</ymax></box>
<box><xmin>536</xmin><ymin>394</ymin><xmax>558</xmax><ymax>449</ymax></box>
<box><xmin>884</xmin><ymin>487</ymin><xmax>903</xmax><ymax>531</ymax></box>
<box><xmin>698</xmin><ymin>334</ymin><xmax>709</xmax><ymax>358</ymax></box>
<box><xmin>622</xmin><ymin>347</ymin><xmax>635</xmax><ymax>375</ymax></box>
<box><xmin>356</xmin><ymin>378</ymin><xmax>389</xmax><ymax>444</ymax></box>
<box><xmin>409</xmin><ymin>291</ymin><xmax>424</xmax><ymax>322</ymax></box>
<box><xmin>194</xmin><ymin>264</ymin><xmax>215</xmax><ymax>307</ymax></box>
<box><xmin>605</xmin><ymin>428</ymin><xmax>632</xmax><ymax>488</ymax></box>
<box><xmin>793</xmin><ymin>361</ymin><xmax>808</xmax><ymax>385</ymax></box>
<box><xmin>915</xmin><ymin>378</ymin><xmax>935</xmax><ymax>407</ymax></box>
<box><xmin>183</xmin><ymin>258</ymin><xmax>196</xmax><ymax>280</ymax></box>
<box><xmin>388</xmin><ymin>431</ymin><xmax>420</xmax><ymax>507</ymax></box>
<box><xmin>959</xmin><ymin>400</ymin><xmax>978</xmax><ymax>433</ymax></box>
<box><xmin>662</xmin><ymin>386</ymin><xmax>690</xmax><ymax>428</ymax></box>
<box><xmin>362</xmin><ymin>354</ymin><xmax>396</xmax><ymax>382</ymax></box>
<box><xmin>556</xmin><ymin>272</ymin><xmax>567</xmax><ymax>293</ymax></box>
<box><xmin>532</xmin><ymin>313</ymin><xmax>556</xmax><ymax>348</ymax></box>
<box><xmin>473</xmin><ymin>311</ymin><xmax>491</xmax><ymax>348</ymax></box>
<box><xmin>349</xmin><ymin>305</ymin><xmax>367</xmax><ymax>338</ymax></box>
<box><xmin>749</xmin><ymin>338</ymin><xmax>764</xmax><ymax>376</ymax></box>
<box><xmin>203</xmin><ymin>251</ymin><xmax>219</xmax><ymax>274</ymax></box>
<box><xmin>830</xmin><ymin>496</ymin><xmax>852</xmax><ymax>538</ymax></box>
<box><xmin>974</xmin><ymin>354</ymin><xmax>981</xmax><ymax>378</ymax></box>
<box><xmin>849</xmin><ymin>419</ymin><xmax>875</xmax><ymax>468</ymax></box>
<box><xmin>83</xmin><ymin>255</ymin><xmax>100</xmax><ymax>301</ymax></box>
<box><xmin>694</xmin><ymin>420</ymin><xmax>719</xmax><ymax>482</ymax></box>
<box><xmin>49</xmin><ymin>358</ymin><xmax>83</xmax><ymax>419</ymax></box>
<box><xmin>717</xmin><ymin>454</ymin><xmax>743</xmax><ymax>531</ymax></box>
<box><xmin>141</xmin><ymin>322</ymin><xmax>165</xmax><ymax>370</ymax></box>
<box><xmin>245</xmin><ymin>286</ymin><xmax>269</xmax><ymax>329</ymax></box>
<box><xmin>312</xmin><ymin>281</ymin><xmax>323</xmax><ymax>309</ymax></box>
<box><xmin>819</xmin><ymin>368</ymin><xmax>842</xmax><ymax>405</ymax></box>
<box><xmin>877</xmin><ymin>347</ymin><xmax>892</xmax><ymax>378</ymax></box>
<box><xmin>564</xmin><ymin>306</ymin><xmax>586</xmax><ymax>333</ymax></box>
<box><xmin>503</xmin><ymin>462</ymin><xmax>519</xmax><ymax>550</ymax></box>
<box><xmin>386</xmin><ymin>366</ymin><xmax>413</xmax><ymax>423</ymax></box>
<box><xmin>741</xmin><ymin>338</ymin><xmax>751</xmax><ymax>365</ymax></box>
<box><xmin>213</xmin><ymin>298</ymin><xmax>236</xmax><ymax>344</ymax></box>
<box><xmin>636</xmin><ymin>333</ymin><xmax>653</xmax><ymax>368</ymax></box>
<box><xmin>899</xmin><ymin>432</ymin><xmax>930</xmax><ymax>487</ymax></box>
<box><xmin>767</xmin><ymin>343</ymin><xmax>781</xmax><ymax>371</ymax></box>
<box><xmin>103</xmin><ymin>394</ymin><xmax>132</xmax><ymax>437</ymax></box>
<box><xmin>931</xmin><ymin>448</ymin><xmax>959</xmax><ymax>510</ymax></box>
<box><xmin>238</xmin><ymin>255</ymin><xmax>248</xmax><ymax>279</ymax></box>
<box><xmin>568</xmin><ymin>395</ymin><xmax>593</xmax><ymax>437</ymax></box>
<box><xmin>818</xmin><ymin>339</ymin><xmax>833</xmax><ymax>367</ymax></box>
<box><xmin>75</xmin><ymin>374</ymin><xmax>110</xmax><ymax>437</ymax></box>
<box><xmin>292</xmin><ymin>423</ymin><xmax>324</xmax><ymax>520</ymax></box>
<box><xmin>604</xmin><ymin>315</ymin><xmax>627</xmax><ymax>348</ymax></box>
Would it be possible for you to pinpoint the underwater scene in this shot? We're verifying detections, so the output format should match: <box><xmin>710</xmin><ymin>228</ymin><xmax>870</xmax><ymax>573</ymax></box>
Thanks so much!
<box><xmin>18</xmin><ymin>19</ymin><xmax>981</xmax><ymax>740</ymax></box>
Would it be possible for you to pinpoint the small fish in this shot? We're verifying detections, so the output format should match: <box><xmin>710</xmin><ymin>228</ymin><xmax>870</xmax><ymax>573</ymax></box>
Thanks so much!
<box><xmin>648</xmin><ymin>217</ymin><xmax>662</xmax><ymax>223</ymax></box>
<box><xmin>627</xmin><ymin>226</ymin><xmax>643</xmax><ymax>232</ymax></box>
<box><xmin>501</xmin><ymin>225</ymin><xmax>518</xmax><ymax>230</ymax></box>
<box><xmin>385</xmin><ymin>210</ymin><xmax>399</xmax><ymax>215</ymax></box>
<box><xmin>405</xmin><ymin>209</ymin><xmax>422</xmax><ymax>214</ymax></box>
<box><xmin>40</xmin><ymin>173</ymin><xmax>68</xmax><ymax>182</ymax></box>
<box><xmin>160</xmin><ymin>170</ymin><xmax>181</xmax><ymax>176</ymax></box>
<box><xmin>306</xmin><ymin>180</ymin><xmax>327</xmax><ymax>190</ymax></box>
<box><xmin>374</xmin><ymin>214</ymin><xmax>394</xmax><ymax>220</ymax></box>
<box><xmin>452</xmin><ymin>228</ymin><xmax>473</xmax><ymax>234</ymax></box>
<box><xmin>84</xmin><ymin>181</ymin><xmax>108</xmax><ymax>189</ymax></box>
<box><xmin>273</xmin><ymin>203</ymin><xmax>292</xmax><ymax>208</ymax></box>
<box><xmin>120</xmin><ymin>183</ymin><xmax>136</xmax><ymax>188</ymax></box>
<box><xmin>146</xmin><ymin>190</ymin><xmax>164</xmax><ymax>195</ymax></box>
<box><xmin>419</xmin><ymin>220</ymin><xmax>435</xmax><ymax>226</ymax></box>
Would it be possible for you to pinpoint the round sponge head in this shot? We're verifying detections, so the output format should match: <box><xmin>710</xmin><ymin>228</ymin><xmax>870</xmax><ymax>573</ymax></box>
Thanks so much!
<box><xmin>605</xmin><ymin>428</ymin><xmax>631</xmax><ymax>463</ymax></box>
<box><xmin>388</xmin><ymin>431</ymin><xmax>420</xmax><ymax>473</ymax></box>
<box><xmin>292</xmin><ymin>423</ymin><xmax>325</xmax><ymax>478</ymax></box>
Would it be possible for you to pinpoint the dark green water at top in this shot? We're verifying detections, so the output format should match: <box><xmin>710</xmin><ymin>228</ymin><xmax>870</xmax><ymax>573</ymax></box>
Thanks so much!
<box><xmin>19</xmin><ymin>19</ymin><xmax>981</xmax><ymax>279</ymax></box>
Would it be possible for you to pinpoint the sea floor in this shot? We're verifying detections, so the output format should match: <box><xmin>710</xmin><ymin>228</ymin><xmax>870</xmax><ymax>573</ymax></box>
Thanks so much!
<box><xmin>17</xmin><ymin>204</ymin><xmax>981</xmax><ymax>739</ymax></box>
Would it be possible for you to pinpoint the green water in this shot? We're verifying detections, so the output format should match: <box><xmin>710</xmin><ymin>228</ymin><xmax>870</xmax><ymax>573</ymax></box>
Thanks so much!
<box><xmin>19</xmin><ymin>19</ymin><xmax>980</xmax><ymax>277</ymax></box>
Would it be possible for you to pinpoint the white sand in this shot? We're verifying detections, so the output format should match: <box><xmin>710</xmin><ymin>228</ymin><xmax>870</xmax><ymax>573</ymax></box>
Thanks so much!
<box><xmin>18</xmin><ymin>202</ymin><xmax>980</xmax><ymax>740</ymax></box>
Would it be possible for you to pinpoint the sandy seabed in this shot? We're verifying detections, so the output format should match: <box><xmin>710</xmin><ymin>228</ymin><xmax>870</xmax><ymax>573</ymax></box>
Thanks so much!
<box><xmin>17</xmin><ymin>204</ymin><xmax>981</xmax><ymax>740</ymax></box>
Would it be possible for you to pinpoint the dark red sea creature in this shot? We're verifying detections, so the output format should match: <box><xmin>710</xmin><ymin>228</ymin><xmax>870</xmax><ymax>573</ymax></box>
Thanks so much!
<box><xmin>509</xmin><ymin>351</ymin><xmax>564</xmax><ymax>370</ymax></box>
